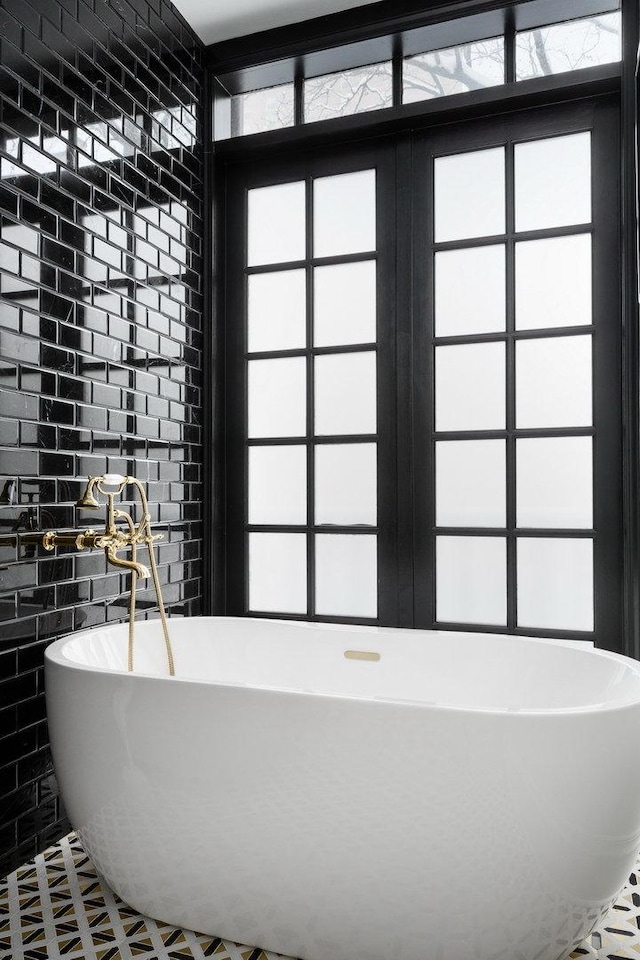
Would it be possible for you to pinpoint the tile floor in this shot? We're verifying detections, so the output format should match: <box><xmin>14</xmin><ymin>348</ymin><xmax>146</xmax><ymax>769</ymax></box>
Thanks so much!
<box><xmin>1</xmin><ymin>832</ymin><xmax>639</xmax><ymax>960</ymax></box>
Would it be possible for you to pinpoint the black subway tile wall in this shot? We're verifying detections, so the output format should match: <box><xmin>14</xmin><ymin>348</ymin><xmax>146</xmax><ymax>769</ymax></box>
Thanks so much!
<box><xmin>0</xmin><ymin>0</ymin><xmax>204</xmax><ymax>877</ymax></box>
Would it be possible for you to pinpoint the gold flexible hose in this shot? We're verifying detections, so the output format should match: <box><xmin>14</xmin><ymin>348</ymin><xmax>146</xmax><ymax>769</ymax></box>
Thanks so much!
<box><xmin>126</xmin><ymin>478</ymin><xmax>175</xmax><ymax>677</ymax></box>
<box><xmin>114</xmin><ymin>500</ymin><xmax>175</xmax><ymax>677</ymax></box>
<box><xmin>115</xmin><ymin>510</ymin><xmax>138</xmax><ymax>673</ymax></box>
<box><xmin>128</xmin><ymin>542</ymin><xmax>137</xmax><ymax>674</ymax></box>
<box><xmin>146</xmin><ymin>533</ymin><xmax>175</xmax><ymax>677</ymax></box>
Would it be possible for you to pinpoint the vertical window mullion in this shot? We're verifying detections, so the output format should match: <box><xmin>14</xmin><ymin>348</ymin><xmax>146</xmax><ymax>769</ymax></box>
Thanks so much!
<box><xmin>294</xmin><ymin>75</ymin><xmax>304</xmax><ymax>126</ymax></box>
<box><xmin>306</xmin><ymin>176</ymin><xmax>315</xmax><ymax>617</ymax></box>
<box><xmin>505</xmin><ymin>140</ymin><xmax>517</xmax><ymax>631</ymax></box>
<box><xmin>504</xmin><ymin>8</ymin><xmax>516</xmax><ymax>85</ymax></box>
<box><xmin>426</xmin><ymin>149</ymin><xmax>437</xmax><ymax>627</ymax></box>
<box><xmin>392</xmin><ymin>43</ymin><xmax>403</xmax><ymax>108</ymax></box>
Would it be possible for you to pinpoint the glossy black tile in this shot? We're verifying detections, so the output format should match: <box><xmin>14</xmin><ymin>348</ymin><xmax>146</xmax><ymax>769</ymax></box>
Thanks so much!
<box><xmin>0</xmin><ymin>0</ymin><xmax>203</xmax><ymax>880</ymax></box>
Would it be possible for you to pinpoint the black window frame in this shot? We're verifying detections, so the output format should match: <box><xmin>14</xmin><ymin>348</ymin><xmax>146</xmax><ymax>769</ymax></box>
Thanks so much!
<box><xmin>410</xmin><ymin>98</ymin><xmax>622</xmax><ymax>649</ymax></box>
<box><xmin>224</xmin><ymin>142</ymin><xmax>398</xmax><ymax>625</ymax></box>
<box><xmin>204</xmin><ymin>0</ymin><xmax>640</xmax><ymax>656</ymax></box>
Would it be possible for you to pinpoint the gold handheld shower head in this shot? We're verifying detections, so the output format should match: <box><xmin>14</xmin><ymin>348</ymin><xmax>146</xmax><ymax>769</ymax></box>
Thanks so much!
<box><xmin>76</xmin><ymin>477</ymin><xmax>101</xmax><ymax>509</ymax></box>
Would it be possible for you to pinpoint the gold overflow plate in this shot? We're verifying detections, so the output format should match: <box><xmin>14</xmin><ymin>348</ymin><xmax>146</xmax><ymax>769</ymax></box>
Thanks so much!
<box><xmin>344</xmin><ymin>650</ymin><xmax>381</xmax><ymax>662</ymax></box>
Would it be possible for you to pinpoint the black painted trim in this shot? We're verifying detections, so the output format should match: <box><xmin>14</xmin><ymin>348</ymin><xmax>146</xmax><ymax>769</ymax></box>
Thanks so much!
<box><xmin>620</xmin><ymin>0</ymin><xmax>640</xmax><ymax>659</ymax></box>
<box><xmin>208</xmin><ymin>0</ymin><xmax>619</xmax><ymax>75</ymax></box>
<box><xmin>215</xmin><ymin>65</ymin><xmax>621</xmax><ymax>160</ymax></box>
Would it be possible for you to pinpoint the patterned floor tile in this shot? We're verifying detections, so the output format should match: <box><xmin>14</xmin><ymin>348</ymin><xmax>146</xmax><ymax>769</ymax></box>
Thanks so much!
<box><xmin>1</xmin><ymin>833</ymin><xmax>639</xmax><ymax>959</ymax></box>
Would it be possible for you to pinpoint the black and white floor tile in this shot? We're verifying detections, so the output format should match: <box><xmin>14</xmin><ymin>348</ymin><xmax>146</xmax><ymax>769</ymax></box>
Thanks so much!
<box><xmin>1</xmin><ymin>833</ymin><xmax>639</xmax><ymax>960</ymax></box>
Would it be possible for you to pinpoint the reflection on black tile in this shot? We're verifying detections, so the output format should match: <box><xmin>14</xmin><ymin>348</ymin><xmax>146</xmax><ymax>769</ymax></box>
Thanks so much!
<box><xmin>0</xmin><ymin>0</ymin><xmax>203</xmax><ymax>877</ymax></box>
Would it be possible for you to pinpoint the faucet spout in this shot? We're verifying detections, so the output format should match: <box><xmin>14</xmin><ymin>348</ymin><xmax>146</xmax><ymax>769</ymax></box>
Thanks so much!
<box><xmin>105</xmin><ymin>545</ymin><xmax>150</xmax><ymax>579</ymax></box>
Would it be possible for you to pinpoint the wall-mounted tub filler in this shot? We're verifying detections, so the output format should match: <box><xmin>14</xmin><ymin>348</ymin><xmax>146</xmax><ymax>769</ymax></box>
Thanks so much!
<box><xmin>43</xmin><ymin>475</ymin><xmax>174</xmax><ymax>675</ymax></box>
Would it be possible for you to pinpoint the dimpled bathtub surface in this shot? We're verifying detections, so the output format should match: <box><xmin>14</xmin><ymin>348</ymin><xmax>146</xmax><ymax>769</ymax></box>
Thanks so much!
<box><xmin>44</xmin><ymin>617</ymin><xmax>640</xmax><ymax>960</ymax></box>
<box><xmin>1</xmin><ymin>833</ymin><xmax>640</xmax><ymax>960</ymax></box>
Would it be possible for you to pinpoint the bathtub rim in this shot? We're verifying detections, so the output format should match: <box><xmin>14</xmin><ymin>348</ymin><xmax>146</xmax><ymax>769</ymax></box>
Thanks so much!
<box><xmin>43</xmin><ymin>616</ymin><xmax>640</xmax><ymax>718</ymax></box>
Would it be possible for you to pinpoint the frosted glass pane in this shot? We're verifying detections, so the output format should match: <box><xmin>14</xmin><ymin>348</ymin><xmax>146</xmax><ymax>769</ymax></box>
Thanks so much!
<box><xmin>314</xmin><ymin>260</ymin><xmax>376</xmax><ymax>347</ymax></box>
<box><xmin>230</xmin><ymin>84</ymin><xmax>294</xmax><ymax>137</ymax></box>
<box><xmin>516</xmin><ymin>13</ymin><xmax>621</xmax><ymax>81</ymax></box>
<box><xmin>517</xmin><ymin>537</ymin><xmax>593</xmax><ymax>631</ymax></box>
<box><xmin>315</xmin><ymin>534</ymin><xmax>377</xmax><ymax>617</ymax></box>
<box><xmin>517</xmin><ymin>437</ymin><xmax>592</xmax><ymax>529</ymax></box>
<box><xmin>315</xmin><ymin>352</ymin><xmax>376</xmax><ymax>436</ymax></box>
<box><xmin>515</xmin><ymin>234</ymin><xmax>591</xmax><ymax>331</ymax></box>
<box><xmin>435</xmin><ymin>245</ymin><xmax>505</xmax><ymax>336</ymax></box>
<box><xmin>435</xmin><ymin>342</ymin><xmax>505</xmax><ymax>432</ymax></box>
<box><xmin>249</xmin><ymin>533</ymin><xmax>307</xmax><ymax>614</ymax></box>
<box><xmin>403</xmin><ymin>38</ymin><xmax>504</xmax><ymax>103</ymax></box>
<box><xmin>516</xmin><ymin>335</ymin><xmax>592</xmax><ymax>428</ymax></box>
<box><xmin>248</xmin><ymin>269</ymin><xmax>306</xmax><ymax>352</ymax></box>
<box><xmin>515</xmin><ymin>133</ymin><xmax>591</xmax><ymax>232</ymax></box>
<box><xmin>434</xmin><ymin>147</ymin><xmax>505</xmax><ymax>242</ymax></box>
<box><xmin>249</xmin><ymin>445</ymin><xmax>307</xmax><ymax>525</ymax></box>
<box><xmin>248</xmin><ymin>357</ymin><xmax>306</xmax><ymax>438</ymax></box>
<box><xmin>314</xmin><ymin>170</ymin><xmax>376</xmax><ymax>257</ymax></box>
<box><xmin>436</xmin><ymin>440</ymin><xmax>505</xmax><ymax>527</ymax></box>
<box><xmin>436</xmin><ymin>536</ymin><xmax>506</xmax><ymax>625</ymax></box>
<box><xmin>305</xmin><ymin>63</ymin><xmax>393</xmax><ymax>123</ymax></box>
<box><xmin>315</xmin><ymin>443</ymin><xmax>377</xmax><ymax>525</ymax></box>
<box><xmin>248</xmin><ymin>181</ymin><xmax>305</xmax><ymax>266</ymax></box>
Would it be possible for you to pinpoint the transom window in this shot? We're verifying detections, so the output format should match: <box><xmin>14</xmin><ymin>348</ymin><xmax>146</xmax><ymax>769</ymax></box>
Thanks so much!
<box><xmin>214</xmin><ymin>4</ymin><xmax>621</xmax><ymax>139</ymax></box>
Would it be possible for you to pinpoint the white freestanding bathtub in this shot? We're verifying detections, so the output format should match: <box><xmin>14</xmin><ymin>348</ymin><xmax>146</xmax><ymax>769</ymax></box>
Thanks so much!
<box><xmin>45</xmin><ymin>617</ymin><xmax>640</xmax><ymax>960</ymax></box>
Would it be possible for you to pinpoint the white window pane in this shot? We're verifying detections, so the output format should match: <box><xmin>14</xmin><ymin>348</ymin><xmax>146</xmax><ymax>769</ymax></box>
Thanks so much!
<box><xmin>516</xmin><ymin>13</ymin><xmax>621</xmax><ymax>81</ymax></box>
<box><xmin>248</xmin><ymin>181</ymin><xmax>305</xmax><ymax>266</ymax></box>
<box><xmin>435</xmin><ymin>245</ymin><xmax>505</xmax><ymax>336</ymax></box>
<box><xmin>434</xmin><ymin>147</ymin><xmax>505</xmax><ymax>242</ymax></box>
<box><xmin>437</xmin><ymin>536</ymin><xmax>507</xmax><ymax>625</ymax></box>
<box><xmin>315</xmin><ymin>534</ymin><xmax>377</xmax><ymax>618</ymax></box>
<box><xmin>248</xmin><ymin>357</ymin><xmax>306</xmax><ymax>438</ymax></box>
<box><xmin>315</xmin><ymin>443</ymin><xmax>377</xmax><ymax>526</ymax></box>
<box><xmin>315</xmin><ymin>352</ymin><xmax>376</xmax><ymax>436</ymax></box>
<box><xmin>249</xmin><ymin>533</ymin><xmax>307</xmax><ymax>614</ymax></box>
<box><xmin>230</xmin><ymin>84</ymin><xmax>294</xmax><ymax>137</ymax></box>
<box><xmin>515</xmin><ymin>133</ymin><xmax>591</xmax><ymax>232</ymax></box>
<box><xmin>249</xmin><ymin>446</ymin><xmax>307</xmax><ymax>525</ymax></box>
<box><xmin>515</xmin><ymin>234</ymin><xmax>591</xmax><ymax>331</ymax></box>
<box><xmin>516</xmin><ymin>335</ymin><xmax>592</xmax><ymax>428</ymax></box>
<box><xmin>305</xmin><ymin>63</ymin><xmax>393</xmax><ymax>123</ymax></box>
<box><xmin>517</xmin><ymin>437</ymin><xmax>592</xmax><ymax>529</ymax></box>
<box><xmin>248</xmin><ymin>269</ymin><xmax>306</xmax><ymax>352</ymax></box>
<box><xmin>517</xmin><ymin>538</ymin><xmax>593</xmax><ymax>631</ymax></box>
<box><xmin>403</xmin><ymin>38</ymin><xmax>504</xmax><ymax>103</ymax></box>
<box><xmin>314</xmin><ymin>260</ymin><xmax>376</xmax><ymax>347</ymax></box>
<box><xmin>314</xmin><ymin>170</ymin><xmax>376</xmax><ymax>257</ymax></box>
<box><xmin>435</xmin><ymin>342</ymin><xmax>505</xmax><ymax>432</ymax></box>
<box><xmin>436</xmin><ymin>440</ymin><xmax>506</xmax><ymax>527</ymax></box>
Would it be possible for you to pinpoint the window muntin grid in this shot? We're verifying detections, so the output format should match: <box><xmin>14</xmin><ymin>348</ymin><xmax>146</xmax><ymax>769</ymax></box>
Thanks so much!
<box><xmin>244</xmin><ymin>170</ymin><xmax>379</xmax><ymax>621</ymax></box>
<box><xmin>224</xmin><ymin>102</ymin><xmax>621</xmax><ymax>647</ymax></box>
<box><xmin>431</xmin><ymin>131</ymin><xmax>596</xmax><ymax>633</ymax></box>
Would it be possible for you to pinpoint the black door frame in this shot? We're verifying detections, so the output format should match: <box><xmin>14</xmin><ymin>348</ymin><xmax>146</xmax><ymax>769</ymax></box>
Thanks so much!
<box><xmin>409</xmin><ymin>97</ymin><xmax>622</xmax><ymax>651</ymax></box>
<box><xmin>224</xmin><ymin>140</ymin><xmax>400</xmax><ymax>624</ymax></box>
<box><xmin>218</xmin><ymin>95</ymin><xmax>624</xmax><ymax>652</ymax></box>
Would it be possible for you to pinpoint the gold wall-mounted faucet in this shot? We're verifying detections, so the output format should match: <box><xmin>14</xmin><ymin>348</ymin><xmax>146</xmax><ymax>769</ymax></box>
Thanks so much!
<box><xmin>42</xmin><ymin>475</ymin><xmax>174</xmax><ymax>675</ymax></box>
